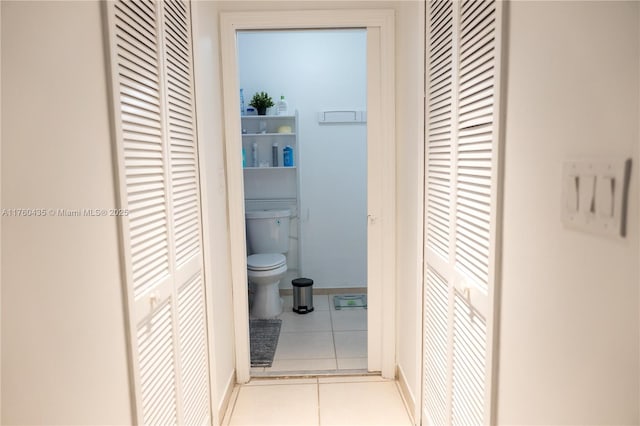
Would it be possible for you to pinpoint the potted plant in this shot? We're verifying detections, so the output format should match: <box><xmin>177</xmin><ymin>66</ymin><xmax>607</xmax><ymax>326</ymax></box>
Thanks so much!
<box><xmin>249</xmin><ymin>91</ymin><xmax>274</xmax><ymax>115</ymax></box>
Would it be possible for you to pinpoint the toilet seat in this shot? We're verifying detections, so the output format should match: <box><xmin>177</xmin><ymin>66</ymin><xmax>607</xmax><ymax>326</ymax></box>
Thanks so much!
<box><xmin>247</xmin><ymin>253</ymin><xmax>286</xmax><ymax>271</ymax></box>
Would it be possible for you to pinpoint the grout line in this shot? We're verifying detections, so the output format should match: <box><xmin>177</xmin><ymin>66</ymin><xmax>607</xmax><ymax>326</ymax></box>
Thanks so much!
<box><xmin>328</xmin><ymin>299</ymin><xmax>339</xmax><ymax>368</ymax></box>
<box><xmin>279</xmin><ymin>329</ymin><xmax>334</xmax><ymax>335</ymax></box>
<box><xmin>316</xmin><ymin>377</ymin><xmax>321</xmax><ymax>425</ymax></box>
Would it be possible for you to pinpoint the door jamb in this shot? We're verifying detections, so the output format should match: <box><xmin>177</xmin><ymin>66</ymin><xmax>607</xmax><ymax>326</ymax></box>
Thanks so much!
<box><xmin>219</xmin><ymin>9</ymin><xmax>396</xmax><ymax>383</ymax></box>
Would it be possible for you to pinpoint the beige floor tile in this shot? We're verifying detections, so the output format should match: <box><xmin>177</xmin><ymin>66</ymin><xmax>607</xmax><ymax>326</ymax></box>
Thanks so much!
<box><xmin>275</xmin><ymin>331</ymin><xmax>335</xmax><ymax>360</ymax></box>
<box><xmin>282</xmin><ymin>294</ymin><xmax>331</xmax><ymax>311</ymax></box>
<box><xmin>313</xmin><ymin>295</ymin><xmax>331</xmax><ymax>310</ymax></box>
<box><xmin>281</xmin><ymin>295</ymin><xmax>294</xmax><ymax>311</ymax></box>
<box><xmin>280</xmin><ymin>294</ymin><xmax>300</xmax><ymax>312</ymax></box>
<box><xmin>281</xmin><ymin>310</ymin><xmax>332</xmax><ymax>332</ymax></box>
<box><xmin>246</xmin><ymin>377</ymin><xmax>318</xmax><ymax>386</ymax></box>
<box><xmin>229</xmin><ymin>383</ymin><xmax>319</xmax><ymax>425</ymax></box>
<box><xmin>333</xmin><ymin>331</ymin><xmax>367</xmax><ymax>358</ymax></box>
<box><xmin>318</xmin><ymin>381</ymin><xmax>411</xmax><ymax>425</ymax></box>
<box><xmin>318</xmin><ymin>375</ymin><xmax>387</xmax><ymax>384</ymax></box>
<box><xmin>330</xmin><ymin>309</ymin><xmax>367</xmax><ymax>331</ymax></box>
<box><xmin>336</xmin><ymin>357</ymin><xmax>368</xmax><ymax>370</ymax></box>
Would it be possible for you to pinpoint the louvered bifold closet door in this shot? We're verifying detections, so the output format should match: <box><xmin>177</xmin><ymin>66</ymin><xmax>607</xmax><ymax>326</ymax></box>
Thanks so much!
<box><xmin>423</xmin><ymin>0</ymin><xmax>504</xmax><ymax>425</ymax></box>
<box><xmin>106</xmin><ymin>1</ymin><xmax>211</xmax><ymax>425</ymax></box>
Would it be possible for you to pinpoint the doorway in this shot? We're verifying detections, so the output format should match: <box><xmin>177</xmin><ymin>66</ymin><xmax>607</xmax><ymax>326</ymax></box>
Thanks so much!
<box><xmin>238</xmin><ymin>29</ymin><xmax>368</xmax><ymax>376</ymax></box>
<box><xmin>219</xmin><ymin>9</ymin><xmax>396</xmax><ymax>383</ymax></box>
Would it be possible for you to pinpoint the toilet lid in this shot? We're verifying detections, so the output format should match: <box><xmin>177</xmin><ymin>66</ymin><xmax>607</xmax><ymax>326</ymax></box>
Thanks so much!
<box><xmin>247</xmin><ymin>253</ymin><xmax>286</xmax><ymax>271</ymax></box>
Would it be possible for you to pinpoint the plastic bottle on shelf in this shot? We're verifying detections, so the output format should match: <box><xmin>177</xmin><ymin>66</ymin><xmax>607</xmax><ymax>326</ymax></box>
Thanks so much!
<box><xmin>276</xmin><ymin>95</ymin><xmax>289</xmax><ymax>116</ymax></box>
<box><xmin>283</xmin><ymin>145</ymin><xmax>294</xmax><ymax>167</ymax></box>
<box><xmin>240</xmin><ymin>88</ymin><xmax>245</xmax><ymax>116</ymax></box>
<box><xmin>242</xmin><ymin>147</ymin><xmax>246</xmax><ymax>167</ymax></box>
<box><xmin>251</xmin><ymin>142</ymin><xmax>258</xmax><ymax>167</ymax></box>
<box><xmin>272</xmin><ymin>143</ymin><xmax>279</xmax><ymax>167</ymax></box>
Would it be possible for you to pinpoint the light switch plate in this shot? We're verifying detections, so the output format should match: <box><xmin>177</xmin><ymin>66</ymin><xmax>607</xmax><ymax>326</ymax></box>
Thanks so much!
<box><xmin>561</xmin><ymin>158</ymin><xmax>632</xmax><ymax>238</ymax></box>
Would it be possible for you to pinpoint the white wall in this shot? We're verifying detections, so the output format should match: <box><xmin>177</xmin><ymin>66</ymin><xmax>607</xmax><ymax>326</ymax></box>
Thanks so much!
<box><xmin>498</xmin><ymin>1</ymin><xmax>640</xmax><ymax>424</ymax></box>
<box><xmin>394</xmin><ymin>1</ymin><xmax>424</xmax><ymax>422</ymax></box>
<box><xmin>190</xmin><ymin>2</ymin><xmax>238</xmax><ymax>422</ymax></box>
<box><xmin>238</xmin><ymin>30</ymin><xmax>368</xmax><ymax>288</ymax></box>
<box><xmin>1</xmin><ymin>1</ymin><xmax>132</xmax><ymax>424</ymax></box>
<box><xmin>1</xmin><ymin>4</ymin><xmax>4</xmax><ymax>421</ymax></box>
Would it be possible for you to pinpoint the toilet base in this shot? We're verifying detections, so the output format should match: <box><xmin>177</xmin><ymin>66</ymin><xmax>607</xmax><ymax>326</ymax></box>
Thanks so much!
<box><xmin>250</xmin><ymin>280</ymin><xmax>283</xmax><ymax>318</ymax></box>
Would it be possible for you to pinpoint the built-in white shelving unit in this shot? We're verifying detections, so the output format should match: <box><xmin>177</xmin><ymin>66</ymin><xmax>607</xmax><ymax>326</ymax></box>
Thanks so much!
<box><xmin>241</xmin><ymin>113</ymin><xmax>298</xmax><ymax>199</ymax></box>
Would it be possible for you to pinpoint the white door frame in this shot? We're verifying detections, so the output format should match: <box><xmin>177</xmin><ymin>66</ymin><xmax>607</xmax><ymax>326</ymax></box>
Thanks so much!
<box><xmin>220</xmin><ymin>9</ymin><xmax>396</xmax><ymax>383</ymax></box>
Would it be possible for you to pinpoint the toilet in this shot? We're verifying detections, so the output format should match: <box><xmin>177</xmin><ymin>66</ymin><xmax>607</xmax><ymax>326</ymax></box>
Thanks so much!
<box><xmin>245</xmin><ymin>209</ymin><xmax>291</xmax><ymax>318</ymax></box>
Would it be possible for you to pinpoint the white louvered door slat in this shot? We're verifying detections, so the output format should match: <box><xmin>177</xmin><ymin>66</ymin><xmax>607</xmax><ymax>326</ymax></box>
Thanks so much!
<box><xmin>454</xmin><ymin>0</ymin><xmax>497</xmax><ymax>302</ymax></box>
<box><xmin>424</xmin><ymin>2</ymin><xmax>455</xmax><ymax>425</ymax></box>
<box><xmin>423</xmin><ymin>0</ymin><xmax>503</xmax><ymax>424</ymax></box>
<box><xmin>107</xmin><ymin>0</ymin><xmax>212</xmax><ymax>424</ymax></box>
<box><xmin>164</xmin><ymin>0</ymin><xmax>201</xmax><ymax>272</ymax></box>
<box><xmin>451</xmin><ymin>292</ymin><xmax>487</xmax><ymax>425</ymax></box>
<box><xmin>138</xmin><ymin>300</ymin><xmax>178</xmax><ymax>425</ymax></box>
<box><xmin>426</xmin><ymin>0</ymin><xmax>454</xmax><ymax>261</ymax></box>
<box><xmin>114</xmin><ymin>0</ymin><xmax>171</xmax><ymax>306</ymax></box>
<box><xmin>178</xmin><ymin>275</ymin><xmax>210</xmax><ymax>425</ymax></box>
<box><xmin>161</xmin><ymin>0</ymin><xmax>211</xmax><ymax>424</ymax></box>
<box><xmin>423</xmin><ymin>267</ymin><xmax>452</xmax><ymax>426</ymax></box>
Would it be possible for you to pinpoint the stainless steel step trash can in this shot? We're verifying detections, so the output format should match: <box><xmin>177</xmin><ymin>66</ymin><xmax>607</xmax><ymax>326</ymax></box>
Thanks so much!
<box><xmin>292</xmin><ymin>278</ymin><xmax>314</xmax><ymax>314</ymax></box>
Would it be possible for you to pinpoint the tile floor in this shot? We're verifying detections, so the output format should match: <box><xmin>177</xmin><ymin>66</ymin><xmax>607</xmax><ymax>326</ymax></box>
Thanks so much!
<box><xmin>222</xmin><ymin>375</ymin><xmax>413</xmax><ymax>426</ymax></box>
<box><xmin>250</xmin><ymin>294</ymin><xmax>368</xmax><ymax>375</ymax></box>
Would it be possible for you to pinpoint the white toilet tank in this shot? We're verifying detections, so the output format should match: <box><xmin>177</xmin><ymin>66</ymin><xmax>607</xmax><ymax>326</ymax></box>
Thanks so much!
<box><xmin>245</xmin><ymin>209</ymin><xmax>291</xmax><ymax>254</ymax></box>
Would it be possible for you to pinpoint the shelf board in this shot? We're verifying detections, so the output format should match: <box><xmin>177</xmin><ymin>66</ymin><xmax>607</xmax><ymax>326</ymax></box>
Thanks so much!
<box><xmin>242</xmin><ymin>133</ymin><xmax>295</xmax><ymax>137</ymax></box>
<box><xmin>243</xmin><ymin>166</ymin><xmax>296</xmax><ymax>170</ymax></box>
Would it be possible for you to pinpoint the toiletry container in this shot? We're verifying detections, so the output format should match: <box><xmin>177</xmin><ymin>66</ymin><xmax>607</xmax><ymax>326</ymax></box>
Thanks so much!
<box><xmin>272</xmin><ymin>143</ymin><xmax>279</xmax><ymax>167</ymax></box>
<box><xmin>283</xmin><ymin>145</ymin><xmax>293</xmax><ymax>167</ymax></box>
<box><xmin>251</xmin><ymin>142</ymin><xmax>258</xmax><ymax>167</ymax></box>
<box><xmin>276</xmin><ymin>95</ymin><xmax>289</xmax><ymax>115</ymax></box>
<box><xmin>240</xmin><ymin>88</ymin><xmax>245</xmax><ymax>115</ymax></box>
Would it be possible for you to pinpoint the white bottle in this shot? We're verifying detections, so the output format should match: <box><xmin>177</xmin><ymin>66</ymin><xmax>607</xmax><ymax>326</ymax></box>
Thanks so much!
<box><xmin>276</xmin><ymin>95</ymin><xmax>289</xmax><ymax>116</ymax></box>
<box><xmin>251</xmin><ymin>142</ymin><xmax>258</xmax><ymax>167</ymax></box>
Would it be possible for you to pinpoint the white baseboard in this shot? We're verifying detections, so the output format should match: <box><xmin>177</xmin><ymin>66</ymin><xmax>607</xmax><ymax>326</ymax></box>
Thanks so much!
<box><xmin>397</xmin><ymin>365</ymin><xmax>417</xmax><ymax>425</ymax></box>
<box><xmin>216</xmin><ymin>369</ymin><xmax>237</xmax><ymax>423</ymax></box>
